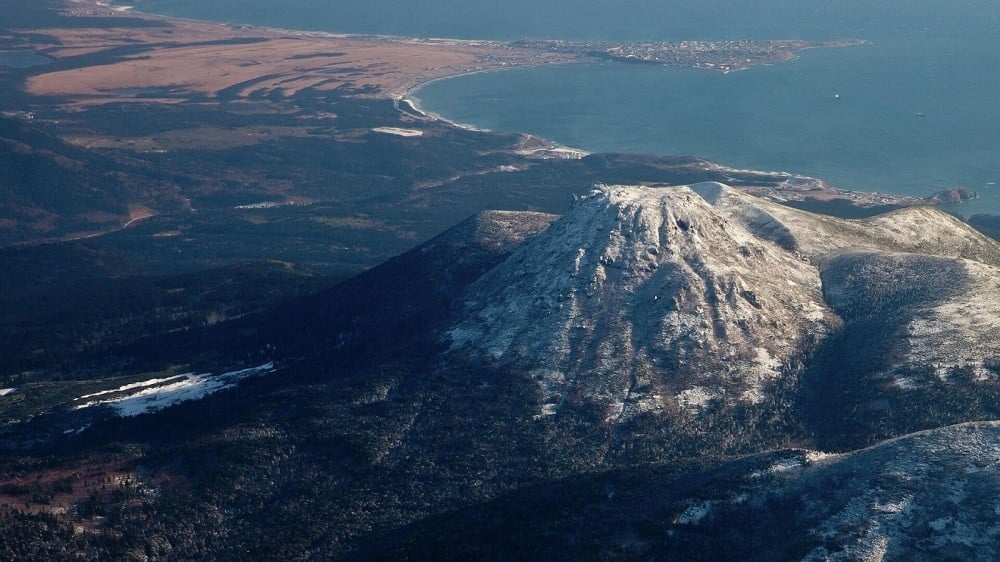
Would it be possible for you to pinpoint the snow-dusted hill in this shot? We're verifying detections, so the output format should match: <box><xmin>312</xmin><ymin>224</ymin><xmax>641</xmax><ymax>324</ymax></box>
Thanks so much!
<box><xmin>445</xmin><ymin>183</ymin><xmax>1000</xmax><ymax>455</ymax></box>
<box><xmin>675</xmin><ymin>421</ymin><xmax>1000</xmax><ymax>562</ymax></box>
<box><xmin>448</xmin><ymin>184</ymin><xmax>999</xmax><ymax>405</ymax></box>
<box><xmin>449</xmin><ymin>184</ymin><xmax>837</xmax><ymax>422</ymax></box>
<box><xmin>371</xmin><ymin>421</ymin><xmax>1000</xmax><ymax>561</ymax></box>
<box><xmin>7</xmin><ymin>181</ymin><xmax>1000</xmax><ymax>561</ymax></box>
<box><xmin>712</xmin><ymin>184</ymin><xmax>1000</xmax><ymax>266</ymax></box>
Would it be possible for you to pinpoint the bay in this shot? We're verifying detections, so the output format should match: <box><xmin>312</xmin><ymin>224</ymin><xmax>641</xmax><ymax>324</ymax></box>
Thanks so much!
<box><xmin>131</xmin><ymin>0</ymin><xmax>1000</xmax><ymax>212</ymax></box>
<box><xmin>412</xmin><ymin>43</ymin><xmax>1000</xmax><ymax>212</ymax></box>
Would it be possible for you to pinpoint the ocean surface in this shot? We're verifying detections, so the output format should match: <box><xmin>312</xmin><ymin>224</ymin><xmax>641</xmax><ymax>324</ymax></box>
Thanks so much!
<box><xmin>132</xmin><ymin>0</ymin><xmax>1000</xmax><ymax>213</ymax></box>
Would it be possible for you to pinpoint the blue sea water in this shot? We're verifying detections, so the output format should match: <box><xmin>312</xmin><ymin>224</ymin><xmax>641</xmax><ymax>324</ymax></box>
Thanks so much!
<box><xmin>132</xmin><ymin>0</ymin><xmax>1000</xmax><ymax>213</ymax></box>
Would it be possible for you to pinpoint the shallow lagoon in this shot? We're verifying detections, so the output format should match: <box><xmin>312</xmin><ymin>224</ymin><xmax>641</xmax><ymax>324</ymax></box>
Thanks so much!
<box><xmin>0</xmin><ymin>50</ymin><xmax>53</xmax><ymax>68</ymax></box>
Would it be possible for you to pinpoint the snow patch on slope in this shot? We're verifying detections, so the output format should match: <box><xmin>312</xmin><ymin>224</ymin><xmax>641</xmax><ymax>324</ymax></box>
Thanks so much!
<box><xmin>742</xmin><ymin>195</ymin><xmax>1000</xmax><ymax>267</ymax></box>
<box><xmin>372</xmin><ymin>127</ymin><xmax>423</xmax><ymax>137</ymax></box>
<box><xmin>675</xmin><ymin>387</ymin><xmax>719</xmax><ymax>415</ymax></box>
<box><xmin>75</xmin><ymin>363</ymin><xmax>275</xmax><ymax>417</ymax></box>
<box><xmin>675</xmin><ymin>500</ymin><xmax>713</xmax><ymax>525</ymax></box>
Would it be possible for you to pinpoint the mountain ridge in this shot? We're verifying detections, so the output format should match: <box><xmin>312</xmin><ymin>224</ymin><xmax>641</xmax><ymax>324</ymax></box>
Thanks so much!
<box><xmin>3</xmin><ymin>182</ymin><xmax>1000</xmax><ymax>559</ymax></box>
<box><xmin>445</xmin><ymin>183</ymin><xmax>1000</xmax><ymax>457</ymax></box>
<box><xmin>366</xmin><ymin>421</ymin><xmax>1000</xmax><ymax>562</ymax></box>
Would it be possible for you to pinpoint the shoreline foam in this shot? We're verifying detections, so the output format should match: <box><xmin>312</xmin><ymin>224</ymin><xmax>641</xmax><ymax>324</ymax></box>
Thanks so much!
<box><xmin>400</xmin><ymin>65</ymin><xmax>592</xmax><ymax>158</ymax></box>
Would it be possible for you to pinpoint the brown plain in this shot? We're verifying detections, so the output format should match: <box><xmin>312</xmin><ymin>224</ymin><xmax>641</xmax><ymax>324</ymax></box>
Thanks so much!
<box><xmin>20</xmin><ymin>1</ymin><xmax>576</xmax><ymax>106</ymax></box>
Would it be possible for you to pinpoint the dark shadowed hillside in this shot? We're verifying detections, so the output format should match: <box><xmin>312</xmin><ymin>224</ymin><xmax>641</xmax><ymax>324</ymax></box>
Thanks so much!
<box><xmin>3</xmin><ymin>183</ymin><xmax>999</xmax><ymax>560</ymax></box>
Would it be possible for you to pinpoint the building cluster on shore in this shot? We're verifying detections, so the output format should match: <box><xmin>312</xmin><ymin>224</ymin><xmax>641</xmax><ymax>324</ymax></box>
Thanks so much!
<box><xmin>513</xmin><ymin>38</ymin><xmax>862</xmax><ymax>73</ymax></box>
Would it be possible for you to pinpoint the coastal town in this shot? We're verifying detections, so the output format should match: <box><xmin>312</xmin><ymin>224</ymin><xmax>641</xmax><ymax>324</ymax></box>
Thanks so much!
<box><xmin>513</xmin><ymin>38</ymin><xmax>865</xmax><ymax>72</ymax></box>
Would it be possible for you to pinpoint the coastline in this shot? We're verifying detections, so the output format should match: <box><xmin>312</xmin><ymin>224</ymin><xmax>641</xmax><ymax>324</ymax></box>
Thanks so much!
<box><xmin>63</xmin><ymin>0</ymin><xmax>595</xmax><ymax>158</ymax></box>
<box><xmin>400</xmin><ymin>64</ymin><xmax>594</xmax><ymax>159</ymax></box>
<box><xmin>46</xmin><ymin>1</ymin><xmax>989</xmax><ymax>211</ymax></box>
<box><xmin>399</xmin><ymin>68</ymin><xmax>502</xmax><ymax>133</ymax></box>
<box><xmin>401</xmin><ymin>90</ymin><xmax>592</xmax><ymax>160</ymax></box>
<box><xmin>72</xmin><ymin>0</ymin><xmax>857</xmax><ymax>166</ymax></box>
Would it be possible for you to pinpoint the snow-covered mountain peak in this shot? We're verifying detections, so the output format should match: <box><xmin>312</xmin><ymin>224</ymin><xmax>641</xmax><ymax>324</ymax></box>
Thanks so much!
<box><xmin>448</xmin><ymin>184</ymin><xmax>836</xmax><ymax>421</ymax></box>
